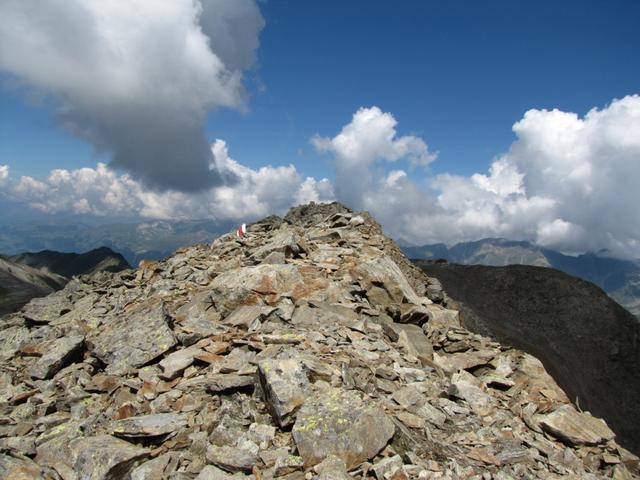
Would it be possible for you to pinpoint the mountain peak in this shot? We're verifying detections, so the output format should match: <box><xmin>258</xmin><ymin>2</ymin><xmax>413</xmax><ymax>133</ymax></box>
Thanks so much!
<box><xmin>1</xmin><ymin>204</ymin><xmax>637</xmax><ymax>477</ymax></box>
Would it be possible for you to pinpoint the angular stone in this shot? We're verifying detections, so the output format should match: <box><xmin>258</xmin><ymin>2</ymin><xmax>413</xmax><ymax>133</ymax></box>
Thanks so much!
<box><xmin>210</xmin><ymin>264</ymin><xmax>303</xmax><ymax>313</ymax></box>
<box><xmin>29</xmin><ymin>335</ymin><xmax>84</xmax><ymax>380</ymax></box>
<box><xmin>196</xmin><ymin>465</ymin><xmax>254</xmax><ymax>480</ymax></box>
<box><xmin>398</xmin><ymin>305</ymin><xmax>430</xmax><ymax>326</ymax></box>
<box><xmin>206</xmin><ymin>445</ymin><xmax>259</xmax><ymax>473</ymax></box>
<box><xmin>159</xmin><ymin>347</ymin><xmax>201</xmax><ymax>380</ymax></box>
<box><xmin>537</xmin><ymin>405</ymin><xmax>615</xmax><ymax>446</ymax></box>
<box><xmin>373</xmin><ymin>455</ymin><xmax>404</xmax><ymax>480</ymax></box>
<box><xmin>0</xmin><ymin>453</ymin><xmax>44</xmax><ymax>479</ymax></box>
<box><xmin>92</xmin><ymin>302</ymin><xmax>176</xmax><ymax>374</ymax></box>
<box><xmin>205</xmin><ymin>374</ymin><xmax>255</xmax><ymax>393</ymax></box>
<box><xmin>353</xmin><ymin>255</ymin><xmax>423</xmax><ymax>306</ymax></box>
<box><xmin>315</xmin><ymin>455</ymin><xmax>352</xmax><ymax>480</ymax></box>
<box><xmin>292</xmin><ymin>387</ymin><xmax>395</xmax><ymax>469</ymax></box>
<box><xmin>174</xmin><ymin>291</ymin><xmax>222</xmax><ymax>344</ymax></box>
<box><xmin>70</xmin><ymin>435</ymin><xmax>149</xmax><ymax>479</ymax></box>
<box><xmin>448</xmin><ymin>371</ymin><xmax>493</xmax><ymax>417</ymax></box>
<box><xmin>395</xmin><ymin>324</ymin><xmax>433</xmax><ymax>364</ymax></box>
<box><xmin>223</xmin><ymin>305</ymin><xmax>273</xmax><ymax>330</ymax></box>
<box><xmin>111</xmin><ymin>413</ymin><xmax>187</xmax><ymax>438</ymax></box>
<box><xmin>258</xmin><ymin>357</ymin><xmax>310</xmax><ymax>427</ymax></box>
<box><xmin>131</xmin><ymin>453</ymin><xmax>175</xmax><ymax>480</ymax></box>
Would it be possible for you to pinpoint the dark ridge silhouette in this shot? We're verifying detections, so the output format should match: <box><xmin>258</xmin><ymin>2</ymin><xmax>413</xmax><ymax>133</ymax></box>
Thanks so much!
<box><xmin>11</xmin><ymin>246</ymin><xmax>131</xmax><ymax>278</ymax></box>
<box><xmin>415</xmin><ymin>261</ymin><xmax>640</xmax><ymax>455</ymax></box>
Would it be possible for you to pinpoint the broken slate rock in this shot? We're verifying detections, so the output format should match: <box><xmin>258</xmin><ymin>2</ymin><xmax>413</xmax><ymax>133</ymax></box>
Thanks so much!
<box><xmin>111</xmin><ymin>413</ymin><xmax>187</xmax><ymax>438</ymax></box>
<box><xmin>196</xmin><ymin>465</ymin><xmax>254</xmax><ymax>480</ymax></box>
<box><xmin>70</xmin><ymin>434</ymin><xmax>149</xmax><ymax>480</ymax></box>
<box><xmin>92</xmin><ymin>302</ymin><xmax>176</xmax><ymax>374</ymax></box>
<box><xmin>206</xmin><ymin>374</ymin><xmax>255</xmax><ymax>393</ymax></box>
<box><xmin>258</xmin><ymin>357</ymin><xmax>310</xmax><ymax>427</ymax></box>
<box><xmin>29</xmin><ymin>334</ymin><xmax>84</xmax><ymax>380</ymax></box>
<box><xmin>292</xmin><ymin>387</ymin><xmax>395</xmax><ymax>469</ymax></box>
<box><xmin>315</xmin><ymin>455</ymin><xmax>352</xmax><ymax>480</ymax></box>
<box><xmin>206</xmin><ymin>444</ymin><xmax>259</xmax><ymax>473</ymax></box>
<box><xmin>537</xmin><ymin>404</ymin><xmax>616</xmax><ymax>446</ymax></box>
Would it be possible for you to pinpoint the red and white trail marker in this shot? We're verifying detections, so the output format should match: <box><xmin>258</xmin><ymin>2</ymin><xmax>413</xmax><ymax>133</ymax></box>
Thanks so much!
<box><xmin>236</xmin><ymin>223</ymin><xmax>247</xmax><ymax>238</ymax></box>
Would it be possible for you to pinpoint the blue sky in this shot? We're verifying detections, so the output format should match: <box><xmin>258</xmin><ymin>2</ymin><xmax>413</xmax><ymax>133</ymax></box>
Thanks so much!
<box><xmin>1</xmin><ymin>0</ymin><xmax>639</xmax><ymax>257</ymax></box>
<box><xmin>3</xmin><ymin>1</ymin><xmax>639</xmax><ymax>180</ymax></box>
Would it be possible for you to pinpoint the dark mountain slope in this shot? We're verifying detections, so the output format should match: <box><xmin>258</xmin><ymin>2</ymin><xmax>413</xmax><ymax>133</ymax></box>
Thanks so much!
<box><xmin>11</xmin><ymin>246</ymin><xmax>131</xmax><ymax>278</ymax></box>
<box><xmin>403</xmin><ymin>238</ymin><xmax>640</xmax><ymax>317</ymax></box>
<box><xmin>415</xmin><ymin>261</ymin><xmax>640</xmax><ymax>455</ymax></box>
<box><xmin>0</xmin><ymin>256</ymin><xmax>67</xmax><ymax>315</ymax></box>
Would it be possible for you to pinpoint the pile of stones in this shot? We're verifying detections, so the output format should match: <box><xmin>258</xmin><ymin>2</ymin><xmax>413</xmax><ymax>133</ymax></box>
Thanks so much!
<box><xmin>0</xmin><ymin>202</ymin><xmax>638</xmax><ymax>479</ymax></box>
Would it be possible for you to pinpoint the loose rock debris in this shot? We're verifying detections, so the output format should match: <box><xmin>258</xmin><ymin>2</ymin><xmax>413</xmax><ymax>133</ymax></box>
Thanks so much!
<box><xmin>0</xmin><ymin>202</ymin><xmax>638</xmax><ymax>479</ymax></box>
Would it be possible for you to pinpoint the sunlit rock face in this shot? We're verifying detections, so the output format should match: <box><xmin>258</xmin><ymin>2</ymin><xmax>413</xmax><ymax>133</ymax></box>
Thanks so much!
<box><xmin>0</xmin><ymin>202</ymin><xmax>638</xmax><ymax>478</ymax></box>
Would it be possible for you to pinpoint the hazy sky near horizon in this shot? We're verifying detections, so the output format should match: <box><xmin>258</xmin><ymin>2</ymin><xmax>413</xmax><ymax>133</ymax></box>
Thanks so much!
<box><xmin>1</xmin><ymin>1</ymin><xmax>640</xmax><ymax>257</ymax></box>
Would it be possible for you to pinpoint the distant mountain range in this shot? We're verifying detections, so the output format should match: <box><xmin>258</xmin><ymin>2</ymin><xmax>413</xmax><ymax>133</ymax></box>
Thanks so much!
<box><xmin>0</xmin><ymin>247</ymin><xmax>131</xmax><ymax>315</ymax></box>
<box><xmin>403</xmin><ymin>238</ymin><xmax>640</xmax><ymax>317</ymax></box>
<box><xmin>0</xmin><ymin>219</ymin><xmax>235</xmax><ymax>266</ymax></box>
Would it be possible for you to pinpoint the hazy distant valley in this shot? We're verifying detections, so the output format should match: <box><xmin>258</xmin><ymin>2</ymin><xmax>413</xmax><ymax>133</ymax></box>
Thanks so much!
<box><xmin>0</xmin><ymin>219</ymin><xmax>235</xmax><ymax>266</ymax></box>
<box><xmin>402</xmin><ymin>238</ymin><xmax>640</xmax><ymax>318</ymax></box>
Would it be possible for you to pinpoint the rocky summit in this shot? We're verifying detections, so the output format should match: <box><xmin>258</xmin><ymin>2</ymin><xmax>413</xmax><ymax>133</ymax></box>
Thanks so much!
<box><xmin>0</xmin><ymin>202</ymin><xmax>638</xmax><ymax>479</ymax></box>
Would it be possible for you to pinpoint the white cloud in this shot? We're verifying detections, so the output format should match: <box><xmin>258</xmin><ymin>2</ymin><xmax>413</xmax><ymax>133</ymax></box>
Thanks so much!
<box><xmin>1</xmin><ymin>141</ymin><xmax>333</xmax><ymax>222</ymax></box>
<box><xmin>0</xmin><ymin>0</ymin><xmax>264</xmax><ymax>191</ymax></box>
<box><xmin>312</xmin><ymin>106</ymin><xmax>436</xmax><ymax>209</ymax></box>
<box><xmin>313</xmin><ymin>97</ymin><xmax>640</xmax><ymax>259</ymax></box>
<box><xmin>0</xmin><ymin>165</ymin><xmax>8</xmax><ymax>184</ymax></box>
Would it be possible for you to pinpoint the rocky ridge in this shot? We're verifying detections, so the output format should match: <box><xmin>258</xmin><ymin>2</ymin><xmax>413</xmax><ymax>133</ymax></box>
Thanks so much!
<box><xmin>0</xmin><ymin>202</ymin><xmax>638</xmax><ymax>479</ymax></box>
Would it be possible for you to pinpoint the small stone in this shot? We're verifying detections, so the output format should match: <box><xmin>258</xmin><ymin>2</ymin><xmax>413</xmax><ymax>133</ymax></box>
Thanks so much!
<box><xmin>70</xmin><ymin>434</ymin><xmax>149</xmax><ymax>480</ymax></box>
<box><xmin>159</xmin><ymin>347</ymin><xmax>201</xmax><ymax>380</ymax></box>
<box><xmin>274</xmin><ymin>453</ymin><xmax>305</xmax><ymax>476</ymax></box>
<box><xmin>111</xmin><ymin>413</ymin><xmax>187</xmax><ymax>438</ymax></box>
<box><xmin>258</xmin><ymin>357</ymin><xmax>310</xmax><ymax>427</ymax></box>
<box><xmin>373</xmin><ymin>455</ymin><xmax>404</xmax><ymax>480</ymax></box>
<box><xmin>206</xmin><ymin>444</ymin><xmax>259</xmax><ymax>473</ymax></box>
<box><xmin>206</xmin><ymin>374</ymin><xmax>255</xmax><ymax>393</ymax></box>
<box><xmin>196</xmin><ymin>465</ymin><xmax>254</xmax><ymax>479</ymax></box>
<box><xmin>315</xmin><ymin>455</ymin><xmax>351</xmax><ymax>480</ymax></box>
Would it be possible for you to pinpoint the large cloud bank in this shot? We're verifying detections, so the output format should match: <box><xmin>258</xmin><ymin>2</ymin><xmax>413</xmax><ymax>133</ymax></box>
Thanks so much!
<box><xmin>311</xmin><ymin>97</ymin><xmax>640</xmax><ymax>259</ymax></box>
<box><xmin>2</xmin><ymin>95</ymin><xmax>639</xmax><ymax>258</ymax></box>
<box><xmin>2</xmin><ymin>141</ymin><xmax>333</xmax><ymax>221</ymax></box>
<box><xmin>0</xmin><ymin>0</ymin><xmax>264</xmax><ymax>191</ymax></box>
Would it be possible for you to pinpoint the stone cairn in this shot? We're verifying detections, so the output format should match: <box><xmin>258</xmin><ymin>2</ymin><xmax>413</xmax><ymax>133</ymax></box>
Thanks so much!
<box><xmin>0</xmin><ymin>202</ymin><xmax>638</xmax><ymax>479</ymax></box>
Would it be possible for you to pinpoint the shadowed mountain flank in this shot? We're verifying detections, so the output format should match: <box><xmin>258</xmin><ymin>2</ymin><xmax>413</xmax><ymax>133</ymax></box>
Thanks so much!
<box><xmin>11</xmin><ymin>246</ymin><xmax>131</xmax><ymax>278</ymax></box>
<box><xmin>415</xmin><ymin>261</ymin><xmax>640</xmax><ymax>455</ymax></box>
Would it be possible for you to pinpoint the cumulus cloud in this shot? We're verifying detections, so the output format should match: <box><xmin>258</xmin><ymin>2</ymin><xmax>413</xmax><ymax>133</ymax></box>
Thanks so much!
<box><xmin>311</xmin><ymin>106</ymin><xmax>436</xmax><ymax>208</ymax></box>
<box><xmin>0</xmin><ymin>165</ymin><xmax>8</xmax><ymax>184</ymax></box>
<box><xmin>0</xmin><ymin>0</ymin><xmax>264</xmax><ymax>191</ymax></box>
<box><xmin>314</xmin><ymin>97</ymin><xmax>640</xmax><ymax>259</ymax></box>
<box><xmin>1</xmin><ymin>141</ymin><xmax>333</xmax><ymax>222</ymax></box>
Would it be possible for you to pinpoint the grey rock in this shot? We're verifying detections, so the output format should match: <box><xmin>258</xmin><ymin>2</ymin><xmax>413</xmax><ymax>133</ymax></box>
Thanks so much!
<box><xmin>206</xmin><ymin>374</ymin><xmax>255</xmax><ymax>393</ymax></box>
<box><xmin>206</xmin><ymin>444</ymin><xmax>259</xmax><ymax>473</ymax></box>
<box><xmin>292</xmin><ymin>387</ymin><xmax>395</xmax><ymax>469</ymax></box>
<box><xmin>537</xmin><ymin>405</ymin><xmax>616</xmax><ymax>446</ymax></box>
<box><xmin>92</xmin><ymin>302</ymin><xmax>176</xmax><ymax>374</ymax></box>
<box><xmin>196</xmin><ymin>465</ymin><xmax>254</xmax><ymax>479</ymax></box>
<box><xmin>29</xmin><ymin>334</ymin><xmax>84</xmax><ymax>380</ymax></box>
<box><xmin>111</xmin><ymin>413</ymin><xmax>187</xmax><ymax>438</ymax></box>
<box><xmin>258</xmin><ymin>357</ymin><xmax>310</xmax><ymax>427</ymax></box>
<box><xmin>159</xmin><ymin>346</ymin><xmax>201</xmax><ymax>380</ymax></box>
<box><xmin>315</xmin><ymin>455</ymin><xmax>352</xmax><ymax>480</ymax></box>
<box><xmin>70</xmin><ymin>434</ymin><xmax>149</xmax><ymax>480</ymax></box>
<box><xmin>372</xmin><ymin>455</ymin><xmax>404</xmax><ymax>480</ymax></box>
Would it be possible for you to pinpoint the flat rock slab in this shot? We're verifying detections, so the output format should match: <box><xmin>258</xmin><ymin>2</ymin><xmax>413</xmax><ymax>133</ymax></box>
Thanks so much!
<box><xmin>206</xmin><ymin>445</ymin><xmax>259</xmax><ymax>473</ymax></box>
<box><xmin>29</xmin><ymin>335</ymin><xmax>84</xmax><ymax>380</ymax></box>
<box><xmin>70</xmin><ymin>435</ymin><xmax>149</xmax><ymax>480</ymax></box>
<box><xmin>92</xmin><ymin>302</ymin><xmax>176</xmax><ymax>374</ymax></box>
<box><xmin>292</xmin><ymin>387</ymin><xmax>395</xmax><ymax>469</ymax></box>
<box><xmin>537</xmin><ymin>405</ymin><xmax>615</xmax><ymax>446</ymax></box>
<box><xmin>196</xmin><ymin>465</ymin><xmax>255</xmax><ymax>480</ymax></box>
<box><xmin>206</xmin><ymin>374</ymin><xmax>255</xmax><ymax>393</ymax></box>
<box><xmin>258</xmin><ymin>357</ymin><xmax>310</xmax><ymax>427</ymax></box>
<box><xmin>159</xmin><ymin>346</ymin><xmax>202</xmax><ymax>380</ymax></box>
<box><xmin>111</xmin><ymin>413</ymin><xmax>187</xmax><ymax>438</ymax></box>
<box><xmin>352</xmin><ymin>255</ymin><xmax>423</xmax><ymax>307</ymax></box>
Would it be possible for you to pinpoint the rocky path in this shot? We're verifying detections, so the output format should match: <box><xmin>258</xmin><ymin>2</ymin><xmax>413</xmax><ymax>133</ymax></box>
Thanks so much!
<box><xmin>0</xmin><ymin>202</ymin><xmax>637</xmax><ymax>479</ymax></box>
